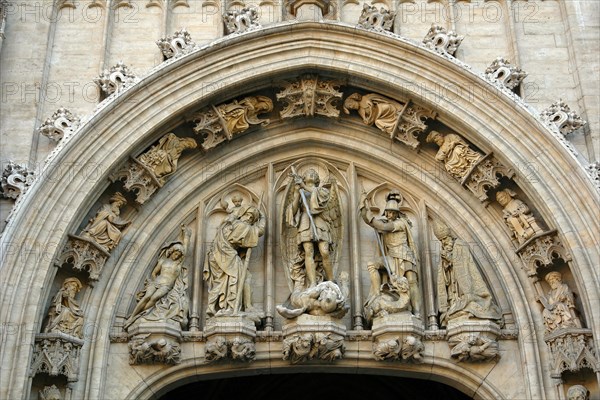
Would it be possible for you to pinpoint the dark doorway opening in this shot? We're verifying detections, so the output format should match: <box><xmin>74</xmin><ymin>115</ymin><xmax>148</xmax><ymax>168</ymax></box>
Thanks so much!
<box><xmin>159</xmin><ymin>372</ymin><xmax>473</xmax><ymax>400</ymax></box>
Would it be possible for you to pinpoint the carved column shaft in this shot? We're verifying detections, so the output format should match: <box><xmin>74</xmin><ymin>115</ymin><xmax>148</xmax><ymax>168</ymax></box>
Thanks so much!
<box><xmin>348</xmin><ymin>162</ymin><xmax>363</xmax><ymax>330</ymax></box>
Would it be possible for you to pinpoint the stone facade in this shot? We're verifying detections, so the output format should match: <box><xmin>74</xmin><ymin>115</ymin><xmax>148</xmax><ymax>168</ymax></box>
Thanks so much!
<box><xmin>0</xmin><ymin>2</ymin><xmax>598</xmax><ymax>400</ymax></box>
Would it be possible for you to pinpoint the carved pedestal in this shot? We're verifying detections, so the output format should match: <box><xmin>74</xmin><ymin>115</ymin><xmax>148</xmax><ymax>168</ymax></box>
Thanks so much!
<box><xmin>57</xmin><ymin>234</ymin><xmax>110</xmax><ymax>283</ymax></box>
<box><xmin>109</xmin><ymin>156</ymin><xmax>163</xmax><ymax>205</ymax></box>
<box><xmin>281</xmin><ymin>314</ymin><xmax>346</xmax><ymax>364</ymax></box>
<box><xmin>204</xmin><ymin>316</ymin><xmax>257</xmax><ymax>363</ymax></box>
<box><xmin>371</xmin><ymin>312</ymin><xmax>425</xmax><ymax>362</ymax></box>
<box><xmin>544</xmin><ymin>328</ymin><xmax>599</xmax><ymax>379</ymax></box>
<box><xmin>516</xmin><ymin>230</ymin><xmax>570</xmax><ymax>277</ymax></box>
<box><xmin>460</xmin><ymin>153</ymin><xmax>514</xmax><ymax>203</ymax></box>
<box><xmin>30</xmin><ymin>333</ymin><xmax>84</xmax><ymax>382</ymax></box>
<box><xmin>446</xmin><ymin>320</ymin><xmax>501</xmax><ymax>363</ymax></box>
<box><xmin>127</xmin><ymin>322</ymin><xmax>182</xmax><ymax>365</ymax></box>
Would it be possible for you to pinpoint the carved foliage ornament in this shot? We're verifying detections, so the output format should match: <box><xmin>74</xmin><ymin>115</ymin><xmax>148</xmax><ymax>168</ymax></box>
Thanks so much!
<box><xmin>485</xmin><ymin>57</ymin><xmax>527</xmax><ymax>90</ymax></box>
<box><xmin>540</xmin><ymin>99</ymin><xmax>586</xmax><ymax>136</ymax></box>
<box><xmin>224</xmin><ymin>8</ymin><xmax>261</xmax><ymax>34</ymax></box>
<box><xmin>277</xmin><ymin>75</ymin><xmax>342</xmax><ymax>119</ymax></box>
<box><xmin>1</xmin><ymin>161</ymin><xmax>35</xmax><ymax>200</ymax></box>
<box><xmin>38</xmin><ymin>108</ymin><xmax>81</xmax><ymax>142</ymax></box>
<box><xmin>423</xmin><ymin>24</ymin><xmax>463</xmax><ymax>57</ymax></box>
<box><xmin>192</xmin><ymin>96</ymin><xmax>273</xmax><ymax>151</ymax></box>
<box><xmin>94</xmin><ymin>61</ymin><xmax>137</xmax><ymax>96</ymax></box>
<box><xmin>282</xmin><ymin>333</ymin><xmax>345</xmax><ymax>364</ymax></box>
<box><xmin>156</xmin><ymin>28</ymin><xmax>196</xmax><ymax>59</ymax></box>
<box><xmin>30</xmin><ymin>334</ymin><xmax>83</xmax><ymax>382</ymax></box>
<box><xmin>358</xmin><ymin>4</ymin><xmax>394</xmax><ymax>32</ymax></box>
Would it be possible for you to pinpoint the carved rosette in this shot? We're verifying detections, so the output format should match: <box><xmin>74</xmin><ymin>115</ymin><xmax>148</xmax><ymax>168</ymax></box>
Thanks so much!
<box><xmin>30</xmin><ymin>333</ymin><xmax>84</xmax><ymax>382</ymax></box>
<box><xmin>461</xmin><ymin>153</ymin><xmax>515</xmax><ymax>202</ymax></box>
<box><xmin>516</xmin><ymin>230</ymin><xmax>570</xmax><ymax>277</ymax></box>
<box><xmin>109</xmin><ymin>156</ymin><xmax>162</xmax><ymax>204</ymax></box>
<box><xmin>94</xmin><ymin>61</ymin><xmax>137</xmax><ymax>96</ymax></box>
<box><xmin>156</xmin><ymin>28</ymin><xmax>196</xmax><ymax>59</ymax></box>
<box><xmin>1</xmin><ymin>161</ymin><xmax>35</xmax><ymax>200</ymax></box>
<box><xmin>358</xmin><ymin>4</ymin><xmax>394</xmax><ymax>32</ymax></box>
<box><xmin>204</xmin><ymin>316</ymin><xmax>257</xmax><ymax>363</ymax></box>
<box><xmin>540</xmin><ymin>100</ymin><xmax>586</xmax><ymax>136</ymax></box>
<box><xmin>57</xmin><ymin>234</ymin><xmax>110</xmax><ymax>282</ymax></box>
<box><xmin>371</xmin><ymin>313</ymin><xmax>425</xmax><ymax>362</ymax></box>
<box><xmin>423</xmin><ymin>24</ymin><xmax>463</xmax><ymax>57</ymax></box>
<box><xmin>281</xmin><ymin>314</ymin><xmax>346</xmax><ymax>364</ymax></box>
<box><xmin>224</xmin><ymin>8</ymin><xmax>261</xmax><ymax>34</ymax></box>
<box><xmin>192</xmin><ymin>96</ymin><xmax>273</xmax><ymax>151</ymax></box>
<box><xmin>38</xmin><ymin>108</ymin><xmax>81</xmax><ymax>142</ymax></box>
<box><xmin>127</xmin><ymin>322</ymin><xmax>183</xmax><ymax>365</ymax></box>
<box><xmin>544</xmin><ymin>329</ymin><xmax>600</xmax><ymax>378</ymax></box>
<box><xmin>485</xmin><ymin>57</ymin><xmax>527</xmax><ymax>90</ymax></box>
<box><xmin>446</xmin><ymin>320</ymin><xmax>501</xmax><ymax>363</ymax></box>
<box><xmin>276</xmin><ymin>75</ymin><xmax>342</xmax><ymax>119</ymax></box>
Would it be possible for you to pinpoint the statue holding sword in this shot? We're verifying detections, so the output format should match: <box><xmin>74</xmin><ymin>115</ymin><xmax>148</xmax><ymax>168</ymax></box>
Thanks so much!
<box><xmin>360</xmin><ymin>189</ymin><xmax>422</xmax><ymax>319</ymax></box>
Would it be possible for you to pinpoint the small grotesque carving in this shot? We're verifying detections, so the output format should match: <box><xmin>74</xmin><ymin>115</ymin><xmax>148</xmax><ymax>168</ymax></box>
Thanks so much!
<box><xmin>432</xmin><ymin>220</ymin><xmax>502</xmax><ymax>327</ymax></box>
<box><xmin>204</xmin><ymin>205</ymin><xmax>265</xmax><ymax>318</ymax></box>
<box><xmin>125</xmin><ymin>225</ymin><xmax>191</xmax><ymax>329</ymax></box>
<box><xmin>282</xmin><ymin>167</ymin><xmax>342</xmax><ymax>291</ymax></box>
<box><xmin>277</xmin><ymin>75</ymin><xmax>342</xmax><ymax>119</ymax></box>
<box><xmin>44</xmin><ymin>278</ymin><xmax>84</xmax><ymax>338</ymax></box>
<box><xmin>277</xmin><ymin>274</ymin><xmax>348</xmax><ymax>319</ymax></box>
<box><xmin>373</xmin><ymin>335</ymin><xmax>424</xmax><ymax>362</ymax></box>
<box><xmin>30</xmin><ymin>336</ymin><xmax>82</xmax><ymax>381</ymax></box>
<box><xmin>205</xmin><ymin>336</ymin><xmax>228</xmax><ymax>362</ymax></box>
<box><xmin>192</xmin><ymin>96</ymin><xmax>273</xmax><ymax>151</ymax></box>
<box><xmin>282</xmin><ymin>332</ymin><xmax>344</xmax><ymax>363</ymax></box>
<box><xmin>38</xmin><ymin>108</ymin><xmax>81</xmax><ymax>142</ymax></box>
<box><xmin>358</xmin><ymin>3</ymin><xmax>394</xmax><ymax>32</ymax></box>
<box><xmin>128</xmin><ymin>333</ymin><xmax>181</xmax><ymax>365</ymax></box>
<box><xmin>426</xmin><ymin>131</ymin><xmax>482</xmax><ymax>180</ymax></box>
<box><xmin>423</xmin><ymin>24</ymin><xmax>463</xmax><ymax>56</ymax></box>
<box><xmin>545</xmin><ymin>331</ymin><xmax>599</xmax><ymax>378</ymax></box>
<box><xmin>344</xmin><ymin>93</ymin><xmax>434</xmax><ymax>149</ymax></box>
<box><xmin>538</xmin><ymin>271</ymin><xmax>582</xmax><ymax>333</ymax></box>
<box><xmin>137</xmin><ymin>133</ymin><xmax>197</xmax><ymax>184</ymax></box>
<box><xmin>485</xmin><ymin>57</ymin><xmax>527</xmax><ymax>90</ymax></box>
<box><xmin>224</xmin><ymin>7</ymin><xmax>261</xmax><ymax>34</ymax></box>
<box><xmin>1</xmin><ymin>161</ymin><xmax>35</xmax><ymax>200</ymax></box>
<box><xmin>39</xmin><ymin>385</ymin><xmax>62</xmax><ymax>400</ymax></box>
<box><xmin>230</xmin><ymin>337</ymin><xmax>256</xmax><ymax>361</ymax></box>
<box><xmin>495</xmin><ymin>189</ymin><xmax>543</xmax><ymax>245</ymax></box>
<box><xmin>540</xmin><ymin>99</ymin><xmax>586</xmax><ymax>136</ymax></box>
<box><xmin>156</xmin><ymin>28</ymin><xmax>195</xmax><ymax>59</ymax></box>
<box><xmin>360</xmin><ymin>190</ymin><xmax>422</xmax><ymax>319</ymax></box>
<box><xmin>567</xmin><ymin>385</ymin><xmax>590</xmax><ymax>400</ymax></box>
<box><xmin>450</xmin><ymin>334</ymin><xmax>499</xmax><ymax>362</ymax></box>
<box><xmin>80</xmin><ymin>192</ymin><xmax>130</xmax><ymax>252</ymax></box>
<box><xmin>94</xmin><ymin>61</ymin><xmax>137</xmax><ymax>96</ymax></box>
<box><xmin>364</xmin><ymin>275</ymin><xmax>411</xmax><ymax>323</ymax></box>
<box><xmin>204</xmin><ymin>336</ymin><xmax>256</xmax><ymax>362</ymax></box>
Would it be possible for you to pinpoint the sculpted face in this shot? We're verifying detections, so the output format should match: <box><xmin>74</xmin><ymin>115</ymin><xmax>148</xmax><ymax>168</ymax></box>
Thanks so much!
<box><xmin>319</xmin><ymin>288</ymin><xmax>339</xmax><ymax>313</ymax></box>
<box><xmin>496</xmin><ymin>191</ymin><xmax>510</xmax><ymax>206</ymax></box>
<box><xmin>384</xmin><ymin>210</ymin><xmax>399</xmax><ymax>220</ymax></box>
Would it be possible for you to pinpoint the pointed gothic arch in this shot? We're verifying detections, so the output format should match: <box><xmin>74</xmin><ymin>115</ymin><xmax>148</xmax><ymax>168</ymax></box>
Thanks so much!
<box><xmin>1</xmin><ymin>22</ymin><xmax>598</xmax><ymax>400</ymax></box>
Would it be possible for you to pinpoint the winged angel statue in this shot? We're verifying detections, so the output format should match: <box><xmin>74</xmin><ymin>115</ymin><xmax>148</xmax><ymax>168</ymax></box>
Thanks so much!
<box><xmin>277</xmin><ymin>166</ymin><xmax>348</xmax><ymax>319</ymax></box>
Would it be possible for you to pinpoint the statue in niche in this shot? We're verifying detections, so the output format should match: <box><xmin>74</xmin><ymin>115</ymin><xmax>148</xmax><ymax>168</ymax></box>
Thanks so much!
<box><xmin>279</xmin><ymin>166</ymin><xmax>345</xmax><ymax>318</ymax></box>
<box><xmin>426</xmin><ymin>130</ymin><xmax>482</xmax><ymax>180</ymax></box>
<box><xmin>204</xmin><ymin>204</ymin><xmax>265</xmax><ymax>318</ymax></box>
<box><xmin>343</xmin><ymin>92</ymin><xmax>403</xmax><ymax>136</ymax></box>
<box><xmin>125</xmin><ymin>225</ymin><xmax>191</xmax><ymax>329</ymax></box>
<box><xmin>137</xmin><ymin>132</ymin><xmax>197</xmax><ymax>182</ymax></box>
<box><xmin>360</xmin><ymin>190</ymin><xmax>422</xmax><ymax>319</ymax></box>
<box><xmin>432</xmin><ymin>220</ymin><xmax>502</xmax><ymax>327</ymax></box>
<box><xmin>567</xmin><ymin>385</ymin><xmax>589</xmax><ymax>400</ymax></box>
<box><xmin>44</xmin><ymin>277</ymin><xmax>84</xmax><ymax>338</ymax></box>
<box><xmin>80</xmin><ymin>192</ymin><xmax>130</xmax><ymax>252</ymax></box>
<box><xmin>217</xmin><ymin>95</ymin><xmax>273</xmax><ymax>135</ymax></box>
<box><xmin>538</xmin><ymin>271</ymin><xmax>582</xmax><ymax>333</ymax></box>
<box><xmin>450</xmin><ymin>334</ymin><xmax>499</xmax><ymax>362</ymax></box>
<box><xmin>39</xmin><ymin>385</ymin><xmax>62</xmax><ymax>400</ymax></box>
<box><xmin>496</xmin><ymin>189</ymin><xmax>543</xmax><ymax>245</ymax></box>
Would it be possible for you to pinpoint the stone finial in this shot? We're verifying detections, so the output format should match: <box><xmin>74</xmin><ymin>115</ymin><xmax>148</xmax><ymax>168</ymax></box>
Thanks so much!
<box><xmin>156</xmin><ymin>28</ymin><xmax>195</xmax><ymax>59</ymax></box>
<box><xmin>277</xmin><ymin>75</ymin><xmax>342</xmax><ymax>119</ymax></box>
<box><xmin>485</xmin><ymin>57</ymin><xmax>527</xmax><ymax>90</ymax></box>
<box><xmin>1</xmin><ymin>161</ymin><xmax>35</xmax><ymax>200</ymax></box>
<box><xmin>38</xmin><ymin>108</ymin><xmax>81</xmax><ymax>142</ymax></box>
<box><xmin>423</xmin><ymin>24</ymin><xmax>463</xmax><ymax>57</ymax></box>
<box><xmin>224</xmin><ymin>8</ymin><xmax>261</xmax><ymax>35</ymax></box>
<box><xmin>94</xmin><ymin>61</ymin><xmax>137</xmax><ymax>96</ymax></box>
<box><xmin>358</xmin><ymin>3</ymin><xmax>394</xmax><ymax>32</ymax></box>
<box><xmin>540</xmin><ymin>100</ymin><xmax>586</xmax><ymax>136</ymax></box>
